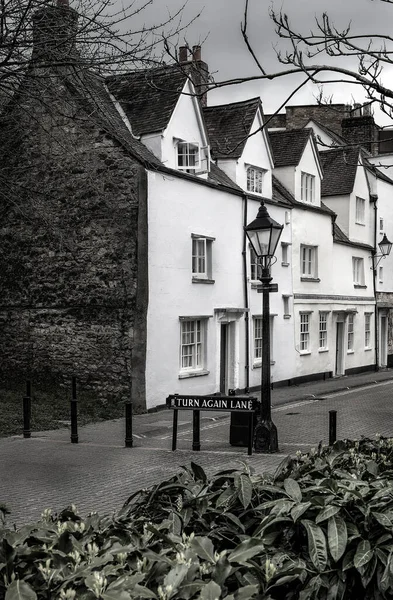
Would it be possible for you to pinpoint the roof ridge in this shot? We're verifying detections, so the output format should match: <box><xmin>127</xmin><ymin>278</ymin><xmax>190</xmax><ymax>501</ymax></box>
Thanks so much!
<box><xmin>203</xmin><ymin>97</ymin><xmax>261</xmax><ymax>111</ymax></box>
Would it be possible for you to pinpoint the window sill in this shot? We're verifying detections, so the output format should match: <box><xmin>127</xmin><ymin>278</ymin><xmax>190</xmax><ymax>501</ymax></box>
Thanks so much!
<box><xmin>283</xmin><ymin>314</ymin><xmax>291</xmax><ymax>319</ymax></box>
<box><xmin>354</xmin><ymin>284</ymin><xmax>367</xmax><ymax>289</ymax></box>
<box><xmin>300</xmin><ymin>351</ymin><xmax>311</xmax><ymax>356</ymax></box>
<box><xmin>281</xmin><ymin>262</ymin><xmax>290</xmax><ymax>267</ymax></box>
<box><xmin>250</xmin><ymin>282</ymin><xmax>261</xmax><ymax>289</ymax></box>
<box><xmin>192</xmin><ymin>277</ymin><xmax>215</xmax><ymax>284</ymax></box>
<box><xmin>347</xmin><ymin>350</ymin><xmax>354</xmax><ymax>355</ymax></box>
<box><xmin>318</xmin><ymin>348</ymin><xmax>329</xmax><ymax>353</ymax></box>
<box><xmin>355</xmin><ymin>222</ymin><xmax>365</xmax><ymax>227</ymax></box>
<box><xmin>301</xmin><ymin>277</ymin><xmax>321</xmax><ymax>282</ymax></box>
<box><xmin>178</xmin><ymin>369</ymin><xmax>210</xmax><ymax>379</ymax></box>
<box><xmin>365</xmin><ymin>347</ymin><xmax>372</xmax><ymax>351</ymax></box>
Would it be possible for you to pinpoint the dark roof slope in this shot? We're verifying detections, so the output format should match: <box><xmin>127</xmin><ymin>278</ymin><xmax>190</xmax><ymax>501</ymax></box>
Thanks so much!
<box><xmin>320</xmin><ymin>147</ymin><xmax>360</xmax><ymax>196</ymax></box>
<box><xmin>272</xmin><ymin>176</ymin><xmax>335</xmax><ymax>216</ymax></box>
<box><xmin>269</xmin><ymin>128</ymin><xmax>312</xmax><ymax>167</ymax></box>
<box><xmin>333</xmin><ymin>223</ymin><xmax>373</xmax><ymax>250</ymax></box>
<box><xmin>107</xmin><ymin>66</ymin><xmax>188</xmax><ymax>136</ymax></box>
<box><xmin>208</xmin><ymin>163</ymin><xmax>242</xmax><ymax>190</ymax></box>
<box><xmin>203</xmin><ymin>98</ymin><xmax>261</xmax><ymax>159</ymax></box>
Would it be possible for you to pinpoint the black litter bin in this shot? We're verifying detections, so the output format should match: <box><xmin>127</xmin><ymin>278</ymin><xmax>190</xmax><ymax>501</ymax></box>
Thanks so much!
<box><xmin>229</xmin><ymin>396</ymin><xmax>260</xmax><ymax>447</ymax></box>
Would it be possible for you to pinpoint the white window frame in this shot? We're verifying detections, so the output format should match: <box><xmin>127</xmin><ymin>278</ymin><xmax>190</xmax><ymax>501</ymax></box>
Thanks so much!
<box><xmin>247</xmin><ymin>166</ymin><xmax>264</xmax><ymax>195</ymax></box>
<box><xmin>281</xmin><ymin>242</ymin><xmax>290</xmax><ymax>266</ymax></box>
<box><xmin>283</xmin><ymin>295</ymin><xmax>291</xmax><ymax>319</ymax></box>
<box><xmin>319</xmin><ymin>312</ymin><xmax>328</xmax><ymax>351</ymax></box>
<box><xmin>253</xmin><ymin>315</ymin><xmax>274</xmax><ymax>365</ymax></box>
<box><xmin>352</xmin><ymin>257</ymin><xmax>365</xmax><ymax>286</ymax></box>
<box><xmin>179</xmin><ymin>318</ymin><xmax>206</xmax><ymax>373</ymax></box>
<box><xmin>250</xmin><ymin>247</ymin><xmax>261</xmax><ymax>281</ymax></box>
<box><xmin>355</xmin><ymin>197</ymin><xmax>366</xmax><ymax>225</ymax></box>
<box><xmin>365</xmin><ymin>313</ymin><xmax>372</xmax><ymax>349</ymax></box>
<box><xmin>380</xmin><ymin>217</ymin><xmax>384</xmax><ymax>234</ymax></box>
<box><xmin>348</xmin><ymin>314</ymin><xmax>354</xmax><ymax>352</ymax></box>
<box><xmin>177</xmin><ymin>141</ymin><xmax>200</xmax><ymax>173</ymax></box>
<box><xmin>300</xmin><ymin>245</ymin><xmax>318</xmax><ymax>279</ymax></box>
<box><xmin>379</xmin><ymin>266</ymin><xmax>384</xmax><ymax>283</ymax></box>
<box><xmin>300</xmin><ymin>313</ymin><xmax>311</xmax><ymax>353</ymax></box>
<box><xmin>301</xmin><ymin>172</ymin><xmax>315</xmax><ymax>203</ymax></box>
<box><xmin>192</xmin><ymin>234</ymin><xmax>214</xmax><ymax>280</ymax></box>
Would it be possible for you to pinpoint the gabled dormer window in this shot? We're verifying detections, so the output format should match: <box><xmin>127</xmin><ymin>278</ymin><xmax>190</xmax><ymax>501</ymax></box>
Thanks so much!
<box><xmin>247</xmin><ymin>166</ymin><xmax>264</xmax><ymax>195</ymax></box>
<box><xmin>177</xmin><ymin>141</ymin><xmax>200</xmax><ymax>173</ymax></box>
<box><xmin>301</xmin><ymin>172</ymin><xmax>315</xmax><ymax>203</ymax></box>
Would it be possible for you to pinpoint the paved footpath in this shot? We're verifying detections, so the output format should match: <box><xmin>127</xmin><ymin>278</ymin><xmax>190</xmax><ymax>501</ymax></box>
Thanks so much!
<box><xmin>1</xmin><ymin>369</ymin><xmax>393</xmax><ymax>528</ymax></box>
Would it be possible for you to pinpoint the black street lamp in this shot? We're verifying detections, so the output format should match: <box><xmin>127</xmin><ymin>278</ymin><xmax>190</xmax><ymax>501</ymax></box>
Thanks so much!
<box><xmin>245</xmin><ymin>202</ymin><xmax>283</xmax><ymax>453</ymax></box>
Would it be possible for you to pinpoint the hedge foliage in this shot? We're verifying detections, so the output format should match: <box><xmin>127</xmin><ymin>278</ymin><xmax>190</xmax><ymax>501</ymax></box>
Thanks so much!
<box><xmin>2</xmin><ymin>436</ymin><xmax>393</xmax><ymax>599</ymax></box>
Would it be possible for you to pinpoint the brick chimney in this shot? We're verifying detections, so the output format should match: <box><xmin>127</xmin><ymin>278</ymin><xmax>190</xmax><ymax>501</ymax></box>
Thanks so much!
<box><xmin>32</xmin><ymin>0</ymin><xmax>79</xmax><ymax>64</ymax></box>
<box><xmin>177</xmin><ymin>44</ymin><xmax>209</xmax><ymax>107</ymax></box>
<box><xmin>342</xmin><ymin>112</ymin><xmax>379</xmax><ymax>155</ymax></box>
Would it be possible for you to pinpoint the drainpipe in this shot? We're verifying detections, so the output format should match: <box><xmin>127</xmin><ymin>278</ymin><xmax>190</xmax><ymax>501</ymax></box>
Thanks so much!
<box><xmin>242</xmin><ymin>193</ymin><xmax>250</xmax><ymax>393</ymax></box>
<box><xmin>371</xmin><ymin>193</ymin><xmax>379</xmax><ymax>371</ymax></box>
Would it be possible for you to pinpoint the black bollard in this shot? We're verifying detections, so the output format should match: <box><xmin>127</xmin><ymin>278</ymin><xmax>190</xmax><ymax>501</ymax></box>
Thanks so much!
<box><xmin>70</xmin><ymin>376</ymin><xmax>78</xmax><ymax>444</ymax></box>
<box><xmin>23</xmin><ymin>380</ymin><xmax>32</xmax><ymax>439</ymax></box>
<box><xmin>192</xmin><ymin>410</ymin><xmax>201</xmax><ymax>451</ymax></box>
<box><xmin>125</xmin><ymin>401</ymin><xmax>133</xmax><ymax>448</ymax></box>
<box><xmin>329</xmin><ymin>410</ymin><xmax>337</xmax><ymax>446</ymax></box>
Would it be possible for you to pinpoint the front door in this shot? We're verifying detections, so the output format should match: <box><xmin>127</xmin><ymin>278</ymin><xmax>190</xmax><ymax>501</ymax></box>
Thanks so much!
<box><xmin>335</xmin><ymin>322</ymin><xmax>344</xmax><ymax>376</ymax></box>
<box><xmin>220</xmin><ymin>324</ymin><xmax>228</xmax><ymax>394</ymax></box>
<box><xmin>380</xmin><ymin>315</ymin><xmax>388</xmax><ymax>367</ymax></box>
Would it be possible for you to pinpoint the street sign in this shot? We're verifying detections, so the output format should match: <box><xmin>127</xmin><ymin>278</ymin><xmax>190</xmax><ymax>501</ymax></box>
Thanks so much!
<box><xmin>166</xmin><ymin>394</ymin><xmax>259</xmax><ymax>455</ymax></box>
<box><xmin>257</xmin><ymin>283</ymin><xmax>278</xmax><ymax>293</ymax></box>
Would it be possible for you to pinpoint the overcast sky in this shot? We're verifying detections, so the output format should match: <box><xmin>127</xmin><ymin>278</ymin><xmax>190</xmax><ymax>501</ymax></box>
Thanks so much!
<box><xmin>132</xmin><ymin>0</ymin><xmax>393</xmax><ymax>125</ymax></box>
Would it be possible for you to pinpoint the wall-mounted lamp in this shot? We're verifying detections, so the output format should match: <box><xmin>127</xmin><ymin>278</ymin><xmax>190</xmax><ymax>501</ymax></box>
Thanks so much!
<box><xmin>373</xmin><ymin>233</ymin><xmax>393</xmax><ymax>269</ymax></box>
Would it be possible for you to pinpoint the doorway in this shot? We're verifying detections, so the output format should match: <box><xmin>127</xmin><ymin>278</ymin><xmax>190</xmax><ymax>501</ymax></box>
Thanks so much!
<box><xmin>380</xmin><ymin>315</ymin><xmax>388</xmax><ymax>367</ymax></box>
<box><xmin>335</xmin><ymin>321</ymin><xmax>345</xmax><ymax>376</ymax></box>
<box><xmin>220</xmin><ymin>324</ymin><xmax>228</xmax><ymax>394</ymax></box>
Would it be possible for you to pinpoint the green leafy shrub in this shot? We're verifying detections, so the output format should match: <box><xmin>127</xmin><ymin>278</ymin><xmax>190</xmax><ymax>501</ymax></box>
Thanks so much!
<box><xmin>2</xmin><ymin>437</ymin><xmax>393</xmax><ymax>599</ymax></box>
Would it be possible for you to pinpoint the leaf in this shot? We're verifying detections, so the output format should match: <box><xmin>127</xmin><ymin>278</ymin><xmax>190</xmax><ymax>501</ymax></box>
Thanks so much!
<box><xmin>5</xmin><ymin>581</ymin><xmax>37</xmax><ymax>600</ymax></box>
<box><xmin>191</xmin><ymin>536</ymin><xmax>215</xmax><ymax>562</ymax></box>
<box><xmin>366</xmin><ymin>460</ymin><xmax>379</xmax><ymax>476</ymax></box>
<box><xmin>199</xmin><ymin>581</ymin><xmax>221</xmax><ymax>600</ymax></box>
<box><xmin>284</xmin><ymin>478</ymin><xmax>302</xmax><ymax>503</ymax></box>
<box><xmin>301</xmin><ymin>520</ymin><xmax>328</xmax><ymax>572</ymax></box>
<box><xmin>373</xmin><ymin>512</ymin><xmax>393</xmax><ymax>528</ymax></box>
<box><xmin>228</xmin><ymin>538</ymin><xmax>265</xmax><ymax>564</ymax></box>
<box><xmin>163</xmin><ymin>564</ymin><xmax>189</xmax><ymax>595</ymax></box>
<box><xmin>102</xmin><ymin>591</ymin><xmax>131</xmax><ymax>600</ymax></box>
<box><xmin>354</xmin><ymin>539</ymin><xmax>373</xmax><ymax>570</ymax></box>
<box><xmin>291</xmin><ymin>502</ymin><xmax>311</xmax><ymax>522</ymax></box>
<box><xmin>190</xmin><ymin>462</ymin><xmax>207</xmax><ymax>483</ymax></box>
<box><xmin>133</xmin><ymin>585</ymin><xmax>158</xmax><ymax>599</ymax></box>
<box><xmin>316</xmin><ymin>505</ymin><xmax>341</xmax><ymax>524</ymax></box>
<box><xmin>342</xmin><ymin>549</ymin><xmax>355</xmax><ymax>571</ymax></box>
<box><xmin>235</xmin><ymin>473</ymin><xmax>253</xmax><ymax>509</ymax></box>
<box><xmin>216</xmin><ymin>486</ymin><xmax>237</xmax><ymax>509</ymax></box>
<box><xmin>328</xmin><ymin>515</ymin><xmax>347</xmax><ymax>562</ymax></box>
<box><xmin>234</xmin><ymin>584</ymin><xmax>259</xmax><ymax>599</ymax></box>
<box><xmin>326</xmin><ymin>578</ymin><xmax>346</xmax><ymax>600</ymax></box>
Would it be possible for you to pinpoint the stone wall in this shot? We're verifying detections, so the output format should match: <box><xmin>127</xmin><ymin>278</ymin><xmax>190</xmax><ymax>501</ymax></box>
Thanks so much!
<box><xmin>0</xmin><ymin>69</ymin><xmax>148</xmax><ymax>410</ymax></box>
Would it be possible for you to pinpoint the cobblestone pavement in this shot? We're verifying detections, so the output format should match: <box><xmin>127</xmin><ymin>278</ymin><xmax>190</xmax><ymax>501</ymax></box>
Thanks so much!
<box><xmin>1</xmin><ymin>369</ymin><xmax>393</xmax><ymax>528</ymax></box>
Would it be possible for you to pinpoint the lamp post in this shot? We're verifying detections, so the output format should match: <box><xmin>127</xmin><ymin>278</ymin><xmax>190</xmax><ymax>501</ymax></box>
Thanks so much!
<box><xmin>245</xmin><ymin>202</ymin><xmax>283</xmax><ymax>453</ymax></box>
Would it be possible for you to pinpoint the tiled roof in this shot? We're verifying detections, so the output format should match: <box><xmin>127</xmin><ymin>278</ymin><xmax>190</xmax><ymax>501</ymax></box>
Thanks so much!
<box><xmin>272</xmin><ymin>176</ymin><xmax>335</xmax><ymax>216</ymax></box>
<box><xmin>272</xmin><ymin>175</ymin><xmax>295</xmax><ymax>206</ymax></box>
<box><xmin>320</xmin><ymin>147</ymin><xmax>360</xmax><ymax>196</ymax></box>
<box><xmin>208</xmin><ymin>163</ymin><xmax>242</xmax><ymax>190</ymax></box>
<box><xmin>107</xmin><ymin>66</ymin><xmax>188</xmax><ymax>136</ymax></box>
<box><xmin>60</xmin><ymin>67</ymin><xmax>163</xmax><ymax>167</ymax></box>
<box><xmin>203</xmin><ymin>98</ymin><xmax>261</xmax><ymax>159</ymax></box>
<box><xmin>269</xmin><ymin>128</ymin><xmax>312</xmax><ymax>167</ymax></box>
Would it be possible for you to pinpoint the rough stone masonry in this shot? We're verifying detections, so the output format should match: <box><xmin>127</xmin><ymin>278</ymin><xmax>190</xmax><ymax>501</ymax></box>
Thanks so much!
<box><xmin>0</xmin><ymin>5</ymin><xmax>149</xmax><ymax>410</ymax></box>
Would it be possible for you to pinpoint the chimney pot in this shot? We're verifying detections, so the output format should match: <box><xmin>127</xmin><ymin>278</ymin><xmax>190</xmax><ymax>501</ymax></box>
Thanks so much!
<box><xmin>179</xmin><ymin>46</ymin><xmax>188</xmax><ymax>62</ymax></box>
<box><xmin>192</xmin><ymin>45</ymin><xmax>201</xmax><ymax>61</ymax></box>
